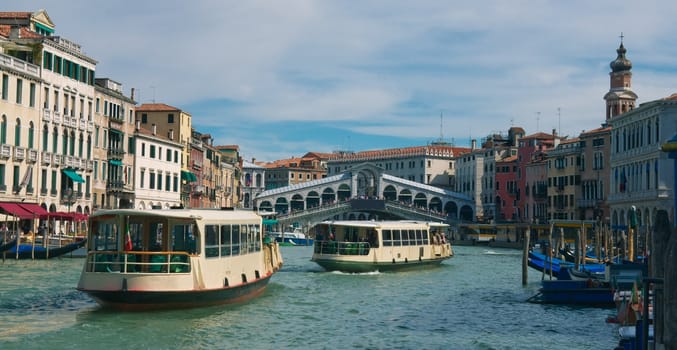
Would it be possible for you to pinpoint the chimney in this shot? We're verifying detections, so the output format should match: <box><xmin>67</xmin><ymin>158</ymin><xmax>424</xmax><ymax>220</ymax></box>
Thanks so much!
<box><xmin>168</xmin><ymin>129</ymin><xmax>174</xmax><ymax>140</ymax></box>
<box><xmin>552</xmin><ymin>128</ymin><xmax>557</xmax><ymax>137</ymax></box>
<box><xmin>152</xmin><ymin>123</ymin><xmax>156</xmax><ymax>135</ymax></box>
<box><xmin>135</xmin><ymin>119</ymin><xmax>140</xmax><ymax>131</ymax></box>
<box><xmin>130</xmin><ymin>88</ymin><xmax>135</xmax><ymax>101</ymax></box>
<box><xmin>9</xmin><ymin>26</ymin><xmax>20</xmax><ymax>39</ymax></box>
<box><xmin>471</xmin><ymin>139</ymin><xmax>477</xmax><ymax>150</ymax></box>
<box><xmin>252</xmin><ymin>157</ymin><xmax>256</xmax><ymax>163</ymax></box>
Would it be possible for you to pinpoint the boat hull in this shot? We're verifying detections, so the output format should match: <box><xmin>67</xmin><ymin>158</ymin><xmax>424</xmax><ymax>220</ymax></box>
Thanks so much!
<box><xmin>4</xmin><ymin>239</ymin><xmax>87</xmax><ymax>259</ymax></box>
<box><xmin>312</xmin><ymin>256</ymin><xmax>449</xmax><ymax>273</ymax></box>
<box><xmin>528</xmin><ymin>280</ymin><xmax>614</xmax><ymax>306</ymax></box>
<box><xmin>78</xmin><ymin>274</ymin><xmax>273</xmax><ymax>311</ymax></box>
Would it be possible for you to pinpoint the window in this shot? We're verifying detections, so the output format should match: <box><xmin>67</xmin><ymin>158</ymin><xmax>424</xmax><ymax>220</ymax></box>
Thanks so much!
<box><xmin>168</xmin><ymin>113</ymin><xmax>174</xmax><ymax>123</ymax></box>
<box><xmin>157</xmin><ymin>173</ymin><xmax>162</xmax><ymax>190</ymax></box>
<box><xmin>141</xmin><ymin>113</ymin><xmax>147</xmax><ymax>124</ymax></box>
<box><xmin>42</xmin><ymin>125</ymin><xmax>48</xmax><ymax>150</ymax></box>
<box><xmin>14</xmin><ymin>119</ymin><xmax>21</xmax><ymax>146</ymax></box>
<box><xmin>166</xmin><ymin>149</ymin><xmax>171</xmax><ymax>161</ymax></box>
<box><xmin>205</xmin><ymin>225</ymin><xmax>219</xmax><ymax>258</ymax></box>
<box><xmin>29</xmin><ymin>83</ymin><xmax>35</xmax><ymax>107</ymax></box>
<box><xmin>173</xmin><ymin>175</ymin><xmax>178</xmax><ymax>192</ymax></box>
<box><xmin>28</xmin><ymin>122</ymin><xmax>34</xmax><ymax>148</ymax></box>
<box><xmin>150</xmin><ymin>145</ymin><xmax>156</xmax><ymax>158</ymax></box>
<box><xmin>220</xmin><ymin>225</ymin><xmax>231</xmax><ymax>256</ymax></box>
<box><xmin>1</xmin><ymin>74</ymin><xmax>8</xmax><ymax>100</ymax></box>
<box><xmin>149</xmin><ymin>172</ymin><xmax>155</xmax><ymax>189</ymax></box>
<box><xmin>15</xmin><ymin>79</ymin><xmax>22</xmax><ymax>104</ymax></box>
<box><xmin>165</xmin><ymin>174</ymin><xmax>171</xmax><ymax>191</ymax></box>
<box><xmin>140</xmin><ymin>170</ymin><xmax>145</xmax><ymax>188</ymax></box>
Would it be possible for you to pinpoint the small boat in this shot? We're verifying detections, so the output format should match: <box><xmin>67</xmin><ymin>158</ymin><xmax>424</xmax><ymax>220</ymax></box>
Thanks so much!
<box><xmin>77</xmin><ymin>208</ymin><xmax>284</xmax><ymax>311</ymax></box>
<box><xmin>527</xmin><ymin>250</ymin><xmax>606</xmax><ymax>279</ymax></box>
<box><xmin>311</xmin><ymin>220</ymin><xmax>453</xmax><ymax>273</ymax></box>
<box><xmin>4</xmin><ymin>238</ymin><xmax>87</xmax><ymax>259</ymax></box>
<box><xmin>527</xmin><ymin>279</ymin><xmax>614</xmax><ymax>306</ymax></box>
<box><xmin>267</xmin><ymin>227</ymin><xmax>314</xmax><ymax>246</ymax></box>
<box><xmin>0</xmin><ymin>237</ymin><xmax>18</xmax><ymax>254</ymax></box>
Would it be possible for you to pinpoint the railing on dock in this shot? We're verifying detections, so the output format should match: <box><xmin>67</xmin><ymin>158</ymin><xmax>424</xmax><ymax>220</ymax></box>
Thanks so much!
<box><xmin>314</xmin><ymin>241</ymin><xmax>371</xmax><ymax>256</ymax></box>
<box><xmin>85</xmin><ymin>251</ymin><xmax>192</xmax><ymax>274</ymax></box>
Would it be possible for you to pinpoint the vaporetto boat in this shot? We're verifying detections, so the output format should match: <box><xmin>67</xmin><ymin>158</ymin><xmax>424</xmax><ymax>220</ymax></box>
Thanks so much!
<box><xmin>311</xmin><ymin>220</ymin><xmax>453</xmax><ymax>273</ymax></box>
<box><xmin>77</xmin><ymin>208</ymin><xmax>283</xmax><ymax>310</ymax></box>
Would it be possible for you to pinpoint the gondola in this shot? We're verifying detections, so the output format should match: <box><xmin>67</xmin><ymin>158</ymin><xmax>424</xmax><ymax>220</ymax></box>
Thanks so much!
<box><xmin>4</xmin><ymin>238</ymin><xmax>87</xmax><ymax>259</ymax></box>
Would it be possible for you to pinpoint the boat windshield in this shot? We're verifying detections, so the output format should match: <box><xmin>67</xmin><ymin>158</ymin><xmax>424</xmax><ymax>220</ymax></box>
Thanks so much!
<box><xmin>89</xmin><ymin>214</ymin><xmax>199</xmax><ymax>254</ymax></box>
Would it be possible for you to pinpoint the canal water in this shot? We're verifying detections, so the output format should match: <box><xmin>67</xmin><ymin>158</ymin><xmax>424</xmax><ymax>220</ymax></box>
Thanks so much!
<box><xmin>0</xmin><ymin>245</ymin><xmax>618</xmax><ymax>349</ymax></box>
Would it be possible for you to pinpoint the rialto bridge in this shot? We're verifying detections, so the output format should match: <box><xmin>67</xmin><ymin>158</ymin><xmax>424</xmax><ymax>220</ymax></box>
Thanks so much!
<box><xmin>254</xmin><ymin>163</ymin><xmax>475</xmax><ymax>230</ymax></box>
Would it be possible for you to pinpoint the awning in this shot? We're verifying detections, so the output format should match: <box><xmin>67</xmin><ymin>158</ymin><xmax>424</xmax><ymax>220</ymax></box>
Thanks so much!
<box><xmin>109</xmin><ymin>159</ymin><xmax>122</xmax><ymax>166</ymax></box>
<box><xmin>62</xmin><ymin>169</ymin><xmax>85</xmax><ymax>183</ymax></box>
<box><xmin>181</xmin><ymin>170</ymin><xmax>197</xmax><ymax>182</ymax></box>
<box><xmin>0</xmin><ymin>202</ymin><xmax>34</xmax><ymax>219</ymax></box>
<box><xmin>17</xmin><ymin>203</ymin><xmax>49</xmax><ymax>219</ymax></box>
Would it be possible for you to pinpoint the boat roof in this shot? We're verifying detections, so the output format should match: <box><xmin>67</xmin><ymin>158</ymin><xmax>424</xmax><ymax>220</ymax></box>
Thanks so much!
<box><xmin>318</xmin><ymin>220</ymin><xmax>448</xmax><ymax>228</ymax></box>
<box><xmin>90</xmin><ymin>208</ymin><xmax>261</xmax><ymax>222</ymax></box>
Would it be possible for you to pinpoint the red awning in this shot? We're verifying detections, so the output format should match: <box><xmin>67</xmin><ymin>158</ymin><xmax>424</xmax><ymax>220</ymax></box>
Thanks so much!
<box><xmin>17</xmin><ymin>203</ymin><xmax>50</xmax><ymax>219</ymax></box>
<box><xmin>0</xmin><ymin>202</ymin><xmax>33</xmax><ymax>219</ymax></box>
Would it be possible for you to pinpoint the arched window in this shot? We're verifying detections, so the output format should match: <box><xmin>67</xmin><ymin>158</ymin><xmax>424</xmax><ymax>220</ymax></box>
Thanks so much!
<box><xmin>0</xmin><ymin>115</ymin><xmax>6</xmax><ymax>144</ymax></box>
<box><xmin>42</xmin><ymin>124</ymin><xmax>49</xmax><ymax>150</ymax></box>
<box><xmin>78</xmin><ymin>133</ymin><xmax>84</xmax><ymax>157</ymax></box>
<box><xmin>28</xmin><ymin>121</ymin><xmax>34</xmax><ymax>148</ymax></box>
<box><xmin>69</xmin><ymin>130</ymin><xmax>75</xmax><ymax>156</ymax></box>
<box><xmin>62</xmin><ymin>128</ymin><xmax>68</xmax><ymax>155</ymax></box>
<box><xmin>52</xmin><ymin>127</ymin><xmax>58</xmax><ymax>153</ymax></box>
<box><xmin>14</xmin><ymin>118</ymin><xmax>21</xmax><ymax>146</ymax></box>
<box><xmin>86</xmin><ymin>135</ymin><xmax>92</xmax><ymax>159</ymax></box>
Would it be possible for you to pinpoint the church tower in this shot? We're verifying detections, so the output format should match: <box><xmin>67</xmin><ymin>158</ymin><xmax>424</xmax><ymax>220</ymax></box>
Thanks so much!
<box><xmin>603</xmin><ymin>36</ymin><xmax>638</xmax><ymax>120</ymax></box>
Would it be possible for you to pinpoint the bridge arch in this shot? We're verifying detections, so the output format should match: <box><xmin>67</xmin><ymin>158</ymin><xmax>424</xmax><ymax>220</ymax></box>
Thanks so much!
<box><xmin>414</xmin><ymin>193</ymin><xmax>427</xmax><ymax>208</ymax></box>
<box><xmin>383</xmin><ymin>185</ymin><xmax>397</xmax><ymax>201</ymax></box>
<box><xmin>337</xmin><ymin>184</ymin><xmax>351</xmax><ymax>201</ymax></box>
<box><xmin>398</xmin><ymin>189</ymin><xmax>413</xmax><ymax>204</ymax></box>
<box><xmin>306</xmin><ymin>190</ymin><xmax>320</xmax><ymax>209</ymax></box>
<box><xmin>290</xmin><ymin>194</ymin><xmax>304</xmax><ymax>211</ymax></box>
<box><xmin>275</xmin><ymin>197</ymin><xmax>289</xmax><ymax>214</ymax></box>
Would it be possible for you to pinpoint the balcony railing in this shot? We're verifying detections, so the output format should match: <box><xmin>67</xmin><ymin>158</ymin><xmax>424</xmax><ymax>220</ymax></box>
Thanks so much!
<box><xmin>0</xmin><ymin>144</ymin><xmax>11</xmax><ymax>159</ymax></box>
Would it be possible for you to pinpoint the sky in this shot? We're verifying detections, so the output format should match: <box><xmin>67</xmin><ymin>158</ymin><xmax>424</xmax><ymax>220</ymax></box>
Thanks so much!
<box><xmin>8</xmin><ymin>1</ymin><xmax>677</xmax><ymax>162</ymax></box>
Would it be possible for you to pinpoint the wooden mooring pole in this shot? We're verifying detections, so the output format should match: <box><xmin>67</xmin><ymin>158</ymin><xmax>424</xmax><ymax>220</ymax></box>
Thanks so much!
<box><xmin>522</xmin><ymin>227</ymin><xmax>530</xmax><ymax>286</ymax></box>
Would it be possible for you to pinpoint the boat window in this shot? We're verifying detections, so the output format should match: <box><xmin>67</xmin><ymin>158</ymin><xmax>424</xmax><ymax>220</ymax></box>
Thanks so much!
<box><xmin>408</xmin><ymin>229</ymin><xmax>416</xmax><ymax>246</ymax></box>
<box><xmin>150</xmin><ymin>222</ymin><xmax>163</xmax><ymax>250</ymax></box>
<box><xmin>240</xmin><ymin>224</ymin><xmax>249</xmax><ymax>254</ymax></box>
<box><xmin>128</xmin><ymin>222</ymin><xmax>143</xmax><ymax>250</ymax></box>
<box><xmin>172</xmin><ymin>223</ymin><xmax>196</xmax><ymax>254</ymax></box>
<box><xmin>422</xmin><ymin>230</ymin><xmax>429</xmax><ymax>245</ymax></box>
<box><xmin>220</xmin><ymin>225</ymin><xmax>231</xmax><ymax>257</ymax></box>
<box><xmin>415</xmin><ymin>229</ymin><xmax>423</xmax><ymax>245</ymax></box>
<box><xmin>92</xmin><ymin>220</ymin><xmax>119</xmax><ymax>251</ymax></box>
<box><xmin>392</xmin><ymin>229</ymin><xmax>401</xmax><ymax>246</ymax></box>
<box><xmin>205</xmin><ymin>224</ymin><xmax>219</xmax><ymax>258</ymax></box>
<box><xmin>231</xmin><ymin>225</ymin><xmax>240</xmax><ymax>255</ymax></box>
<box><xmin>401</xmin><ymin>229</ymin><xmax>410</xmax><ymax>246</ymax></box>
<box><xmin>382</xmin><ymin>229</ymin><xmax>392</xmax><ymax>246</ymax></box>
<box><xmin>250</xmin><ymin>224</ymin><xmax>261</xmax><ymax>251</ymax></box>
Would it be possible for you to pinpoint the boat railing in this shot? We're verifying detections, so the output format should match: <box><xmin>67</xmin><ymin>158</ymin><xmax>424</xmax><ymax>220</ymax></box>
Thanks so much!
<box><xmin>85</xmin><ymin>251</ymin><xmax>192</xmax><ymax>274</ymax></box>
<box><xmin>314</xmin><ymin>240</ymin><xmax>371</xmax><ymax>256</ymax></box>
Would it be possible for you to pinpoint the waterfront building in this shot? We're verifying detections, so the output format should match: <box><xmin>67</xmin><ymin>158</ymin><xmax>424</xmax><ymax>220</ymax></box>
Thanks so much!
<box><xmin>326</xmin><ymin>144</ymin><xmax>469</xmax><ymax>193</ymax></box>
<box><xmin>546</xmin><ymin>137</ymin><xmax>581</xmax><ymax>221</ymax></box>
<box><xmin>1</xmin><ymin>10</ymin><xmax>95</xmax><ymax>219</ymax></box>
<box><xmin>603</xmin><ymin>40</ymin><xmax>676</xmax><ymax>231</ymax></box>
<box><xmin>458</xmin><ymin>128</ymin><xmax>522</xmax><ymax>222</ymax></box>
<box><xmin>495</xmin><ymin>155</ymin><xmax>519</xmax><ymax>221</ymax></box>
<box><xmin>132</xmin><ymin>123</ymin><xmax>182</xmax><ymax>209</ymax></box>
<box><xmin>135</xmin><ymin>103</ymin><xmax>194</xmax><ymax>207</ymax></box>
<box><xmin>607</xmin><ymin>95</ymin><xmax>677</xmax><ymax>230</ymax></box>
<box><xmin>241</xmin><ymin>158</ymin><xmax>266</xmax><ymax>209</ymax></box>
<box><xmin>264</xmin><ymin>154</ymin><xmax>327</xmax><ymax>191</ymax></box>
<box><xmin>523</xmin><ymin>146</ymin><xmax>548</xmax><ymax>224</ymax></box>
<box><xmin>516</xmin><ymin>132</ymin><xmax>560</xmax><ymax>222</ymax></box>
<box><xmin>93</xmin><ymin>78</ymin><xmax>136</xmax><ymax>209</ymax></box>
<box><xmin>215</xmin><ymin>145</ymin><xmax>242</xmax><ymax>207</ymax></box>
<box><xmin>577</xmin><ymin>126</ymin><xmax>611</xmax><ymax>222</ymax></box>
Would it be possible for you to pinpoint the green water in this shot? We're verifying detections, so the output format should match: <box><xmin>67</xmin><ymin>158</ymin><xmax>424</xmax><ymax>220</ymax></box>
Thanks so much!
<box><xmin>0</xmin><ymin>246</ymin><xmax>618</xmax><ymax>349</ymax></box>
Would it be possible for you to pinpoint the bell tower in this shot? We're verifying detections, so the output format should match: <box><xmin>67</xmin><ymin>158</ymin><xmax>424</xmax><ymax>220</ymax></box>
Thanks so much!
<box><xmin>603</xmin><ymin>34</ymin><xmax>638</xmax><ymax>120</ymax></box>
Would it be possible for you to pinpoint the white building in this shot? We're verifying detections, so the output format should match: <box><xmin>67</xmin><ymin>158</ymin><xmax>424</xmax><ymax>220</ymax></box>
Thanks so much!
<box><xmin>326</xmin><ymin>143</ymin><xmax>469</xmax><ymax>197</ymax></box>
<box><xmin>132</xmin><ymin>124</ymin><xmax>182</xmax><ymax>210</ymax></box>
<box><xmin>607</xmin><ymin>94</ymin><xmax>677</xmax><ymax>230</ymax></box>
<box><xmin>241</xmin><ymin>159</ymin><xmax>266</xmax><ymax>209</ymax></box>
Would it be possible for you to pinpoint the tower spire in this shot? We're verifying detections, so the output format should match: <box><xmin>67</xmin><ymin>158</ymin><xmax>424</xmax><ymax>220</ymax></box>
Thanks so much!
<box><xmin>603</xmin><ymin>35</ymin><xmax>637</xmax><ymax>120</ymax></box>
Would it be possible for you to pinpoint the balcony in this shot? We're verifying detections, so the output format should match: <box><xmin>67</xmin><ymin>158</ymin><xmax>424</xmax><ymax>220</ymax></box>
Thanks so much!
<box><xmin>87</xmin><ymin>120</ymin><xmax>94</xmax><ymax>132</ymax></box>
<box><xmin>107</xmin><ymin>180</ymin><xmax>125</xmax><ymax>192</ymax></box>
<box><xmin>41</xmin><ymin>151</ymin><xmax>52</xmax><ymax>165</ymax></box>
<box><xmin>108</xmin><ymin>148</ymin><xmax>125</xmax><ymax>159</ymax></box>
<box><xmin>0</xmin><ymin>144</ymin><xmax>10</xmax><ymax>159</ymax></box>
<box><xmin>13</xmin><ymin>146</ymin><xmax>25</xmax><ymax>161</ymax></box>
<box><xmin>42</xmin><ymin>109</ymin><xmax>52</xmax><ymax>122</ymax></box>
<box><xmin>53</xmin><ymin>110</ymin><xmax>61</xmax><ymax>125</ymax></box>
<box><xmin>26</xmin><ymin>149</ymin><xmax>38</xmax><ymax>163</ymax></box>
<box><xmin>53</xmin><ymin>154</ymin><xmax>62</xmax><ymax>167</ymax></box>
<box><xmin>86</xmin><ymin>160</ymin><xmax>94</xmax><ymax>172</ymax></box>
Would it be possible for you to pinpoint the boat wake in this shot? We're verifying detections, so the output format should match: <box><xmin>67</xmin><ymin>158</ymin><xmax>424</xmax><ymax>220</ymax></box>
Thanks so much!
<box><xmin>483</xmin><ymin>250</ymin><xmax>521</xmax><ymax>256</ymax></box>
<box><xmin>330</xmin><ymin>270</ymin><xmax>381</xmax><ymax>276</ymax></box>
